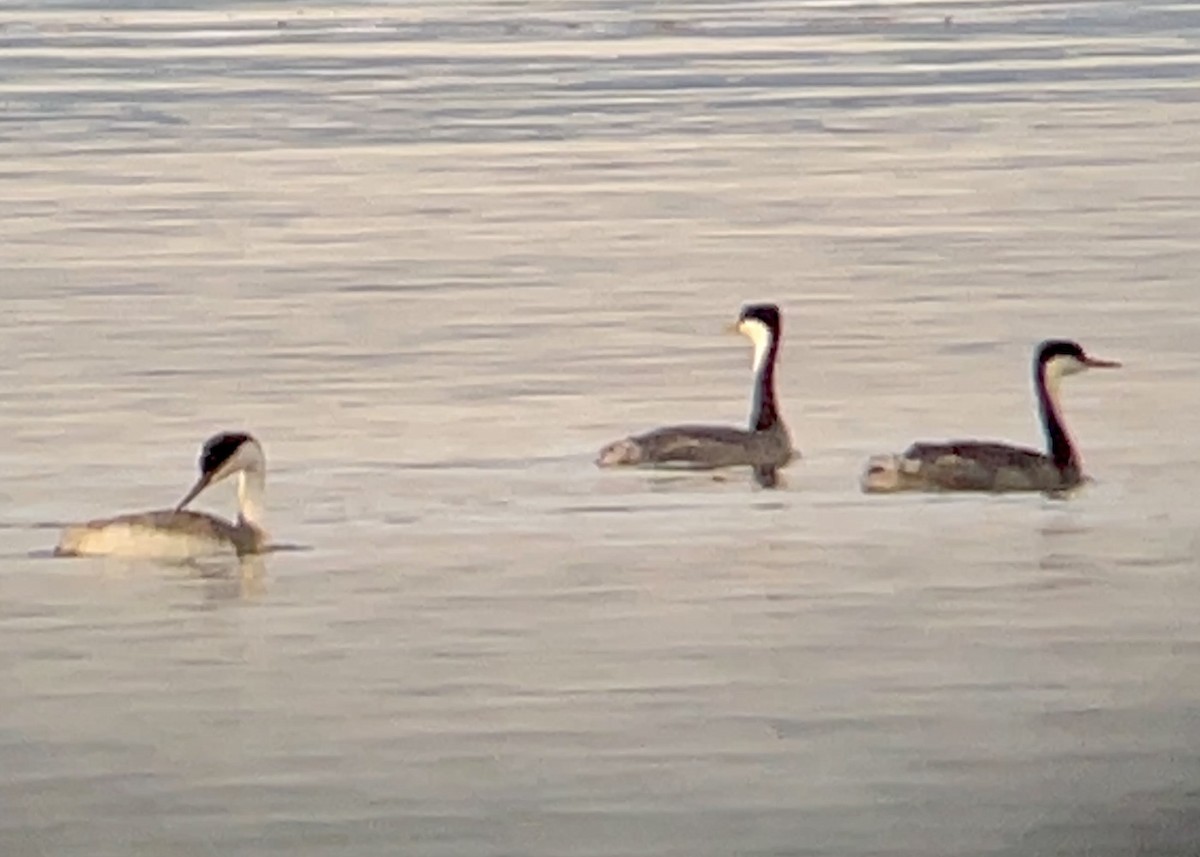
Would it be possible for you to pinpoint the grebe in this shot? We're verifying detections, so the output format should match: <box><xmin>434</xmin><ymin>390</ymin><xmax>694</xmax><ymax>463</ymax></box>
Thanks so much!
<box><xmin>861</xmin><ymin>340</ymin><xmax>1120</xmax><ymax>494</ymax></box>
<box><xmin>56</xmin><ymin>432</ymin><xmax>269</xmax><ymax>559</ymax></box>
<box><xmin>596</xmin><ymin>303</ymin><xmax>796</xmax><ymax>487</ymax></box>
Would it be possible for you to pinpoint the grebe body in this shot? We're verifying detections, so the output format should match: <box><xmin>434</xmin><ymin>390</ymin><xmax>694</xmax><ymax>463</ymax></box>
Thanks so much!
<box><xmin>56</xmin><ymin>432</ymin><xmax>268</xmax><ymax>559</ymax></box>
<box><xmin>861</xmin><ymin>340</ymin><xmax>1119</xmax><ymax>494</ymax></box>
<box><xmin>596</xmin><ymin>304</ymin><xmax>796</xmax><ymax>487</ymax></box>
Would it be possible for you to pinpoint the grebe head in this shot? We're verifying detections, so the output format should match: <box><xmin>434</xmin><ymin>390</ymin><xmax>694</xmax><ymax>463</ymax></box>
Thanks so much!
<box><xmin>1036</xmin><ymin>339</ymin><xmax>1121</xmax><ymax>382</ymax></box>
<box><xmin>731</xmin><ymin>303</ymin><xmax>782</xmax><ymax>373</ymax></box>
<box><xmin>174</xmin><ymin>432</ymin><xmax>265</xmax><ymax>512</ymax></box>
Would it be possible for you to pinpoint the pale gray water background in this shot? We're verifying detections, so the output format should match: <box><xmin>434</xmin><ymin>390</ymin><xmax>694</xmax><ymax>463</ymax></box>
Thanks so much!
<box><xmin>2</xmin><ymin>0</ymin><xmax>1200</xmax><ymax>854</ymax></box>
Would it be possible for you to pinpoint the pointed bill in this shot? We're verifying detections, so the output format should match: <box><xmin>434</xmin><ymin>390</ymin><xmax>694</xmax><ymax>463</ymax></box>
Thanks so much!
<box><xmin>174</xmin><ymin>472</ymin><xmax>214</xmax><ymax>512</ymax></box>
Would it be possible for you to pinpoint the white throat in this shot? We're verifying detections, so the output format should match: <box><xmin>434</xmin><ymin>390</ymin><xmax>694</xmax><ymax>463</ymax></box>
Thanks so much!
<box><xmin>740</xmin><ymin>318</ymin><xmax>774</xmax><ymax>376</ymax></box>
<box><xmin>236</xmin><ymin>468</ymin><xmax>267</xmax><ymax>531</ymax></box>
<box><xmin>1042</xmin><ymin>354</ymin><xmax>1084</xmax><ymax>407</ymax></box>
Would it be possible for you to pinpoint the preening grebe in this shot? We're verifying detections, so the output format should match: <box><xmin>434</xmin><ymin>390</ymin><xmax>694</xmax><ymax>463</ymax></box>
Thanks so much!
<box><xmin>861</xmin><ymin>340</ymin><xmax>1120</xmax><ymax>494</ymax></box>
<box><xmin>596</xmin><ymin>303</ymin><xmax>796</xmax><ymax>487</ymax></box>
<box><xmin>56</xmin><ymin>432</ymin><xmax>269</xmax><ymax>559</ymax></box>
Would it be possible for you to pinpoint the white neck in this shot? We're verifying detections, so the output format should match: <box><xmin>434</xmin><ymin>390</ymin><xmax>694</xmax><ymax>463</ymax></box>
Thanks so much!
<box><xmin>237</xmin><ymin>468</ymin><xmax>267</xmax><ymax>532</ymax></box>
<box><xmin>742</xmin><ymin>319</ymin><xmax>774</xmax><ymax>377</ymax></box>
<box><xmin>1041</xmin><ymin>356</ymin><xmax>1073</xmax><ymax>413</ymax></box>
<box><xmin>1043</xmin><ymin>369</ymin><xmax>1063</xmax><ymax>412</ymax></box>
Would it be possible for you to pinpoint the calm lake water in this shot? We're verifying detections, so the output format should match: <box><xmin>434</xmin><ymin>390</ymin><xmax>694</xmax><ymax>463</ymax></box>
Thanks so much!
<box><xmin>3</xmin><ymin>1</ymin><xmax>1200</xmax><ymax>854</ymax></box>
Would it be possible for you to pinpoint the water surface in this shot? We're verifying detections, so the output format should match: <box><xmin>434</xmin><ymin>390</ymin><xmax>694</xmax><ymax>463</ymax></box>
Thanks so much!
<box><xmin>3</xmin><ymin>1</ymin><xmax>1200</xmax><ymax>855</ymax></box>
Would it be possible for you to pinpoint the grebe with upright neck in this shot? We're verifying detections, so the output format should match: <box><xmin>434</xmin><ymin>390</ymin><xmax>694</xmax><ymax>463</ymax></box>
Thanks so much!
<box><xmin>596</xmin><ymin>303</ymin><xmax>796</xmax><ymax>487</ymax></box>
<box><xmin>861</xmin><ymin>340</ymin><xmax>1120</xmax><ymax>493</ymax></box>
<box><xmin>56</xmin><ymin>432</ymin><xmax>269</xmax><ymax>559</ymax></box>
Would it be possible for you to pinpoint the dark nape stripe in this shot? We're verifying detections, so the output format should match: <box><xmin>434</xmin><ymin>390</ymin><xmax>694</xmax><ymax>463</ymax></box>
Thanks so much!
<box><xmin>1035</xmin><ymin>364</ymin><xmax>1076</xmax><ymax>471</ymax></box>
<box><xmin>750</xmin><ymin>318</ymin><xmax>782</xmax><ymax>432</ymax></box>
